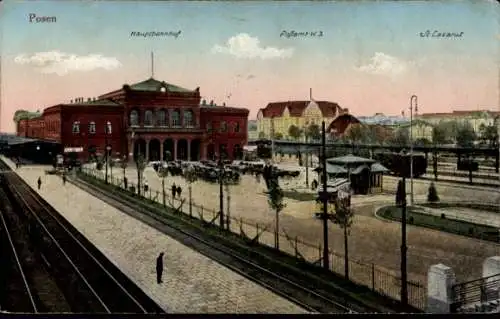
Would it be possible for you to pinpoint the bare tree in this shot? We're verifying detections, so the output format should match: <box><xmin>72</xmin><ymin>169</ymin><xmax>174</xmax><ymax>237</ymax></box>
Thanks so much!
<box><xmin>135</xmin><ymin>154</ymin><xmax>146</xmax><ymax>196</ymax></box>
<box><xmin>330</xmin><ymin>192</ymin><xmax>354</xmax><ymax>280</ymax></box>
<box><xmin>267</xmin><ymin>176</ymin><xmax>286</xmax><ymax>250</ymax></box>
<box><xmin>183</xmin><ymin>166</ymin><xmax>198</xmax><ymax>217</ymax></box>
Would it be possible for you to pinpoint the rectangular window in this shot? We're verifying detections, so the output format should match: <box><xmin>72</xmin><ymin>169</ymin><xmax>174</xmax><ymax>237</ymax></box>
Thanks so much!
<box><xmin>220</xmin><ymin>121</ymin><xmax>227</xmax><ymax>132</ymax></box>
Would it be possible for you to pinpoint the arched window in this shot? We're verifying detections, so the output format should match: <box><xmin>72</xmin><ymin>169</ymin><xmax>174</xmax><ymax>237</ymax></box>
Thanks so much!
<box><xmin>172</xmin><ymin>110</ymin><xmax>181</xmax><ymax>127</ymax></box>
<box><xmin>184</xmin><ymin>110</ymin><xmax>194</xmax><ymax>127</ymax></box>
<box><xmin>106</xmin><ymin>121</ymin><xmax>112</xmax><ymax>134</ymax></box>
<box><xmin>156</xmin><ymin>109</ymin><xmax>167</xmax><ymax>126</ymax></box>
<box><xmin>220</xmin><ymin>121</ymin><xmax>227</xmax><ymax>132</ymax></box>
<box><xmin>234</xmin><ymin>122</ymin><xmax>240</xmax><ymax>133</ymax></box>
<box><xmin>130</xmin><ymin>110</ymin><xmax>139</xmax><ymax>126</ymax></box>
<box><xmin>144</xmin><ymin>110</ymin><xmax>154</xmax><ymax>126</ymax></box>
<box><xmin>89</xmin><ymin>121</ymin><xmax>96</xmax><ymax>134</ymax></box>
<box><xmin>72</xmin><ymin>121</ymin><xmax>80</xmax><ymax>134</ymax></box>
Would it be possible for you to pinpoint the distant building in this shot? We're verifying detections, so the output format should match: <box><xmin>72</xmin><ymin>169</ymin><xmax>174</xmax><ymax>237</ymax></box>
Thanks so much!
<box><xmin>256</xmin><ymin>99</ymin><xmax>348</xmax><ymax>140</ymax></box>
<box><xmin>357</xmin><ymin>113</ymin><xmax>409</xmax><ymax>127</ymax></box>
<box><xmin>416</xmin><ymin>109</ymin><xmax>500</xmax><ymax>134</ymax></box>
<box><xmin>248</xmin><ymin>119</ymin><xmax>258</xmax><ymax>140</ymax></box>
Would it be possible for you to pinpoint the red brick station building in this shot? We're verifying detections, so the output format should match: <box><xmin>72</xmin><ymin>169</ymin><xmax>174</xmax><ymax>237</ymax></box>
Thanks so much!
<box><xmin>17</xmin><ymin>78</ymin><xmax>249</xmax><ymax>162</ymax></box>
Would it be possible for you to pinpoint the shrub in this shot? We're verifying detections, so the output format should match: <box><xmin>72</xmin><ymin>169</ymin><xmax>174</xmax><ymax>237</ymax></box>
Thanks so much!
<box><xmin>427</xmin><ymin>182</ymin><xmax>439</xmax><ymax>203</ymax></box>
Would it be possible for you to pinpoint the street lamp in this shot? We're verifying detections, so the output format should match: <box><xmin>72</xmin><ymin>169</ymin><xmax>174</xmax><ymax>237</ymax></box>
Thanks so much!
<box><xmin>409</xmin><ymin>95</ymin><xmax>418</xmax><ymax>205</ymax></box>
<box><xmin>319</xmin><ymin>121</ymin><xmax>330</xmax><ymax>270</ymax></box>
<box><xmin>217</xmin><ymin>151</ymin><xmax>225</xmax><ymax>230</ymax></box>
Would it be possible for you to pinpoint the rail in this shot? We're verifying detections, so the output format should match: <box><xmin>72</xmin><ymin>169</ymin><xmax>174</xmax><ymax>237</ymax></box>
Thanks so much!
<box><xmin>6</xmin><ymin>173</ymin><xmax>149</xmax><ymax>314</ymax></box>
<box><xmin>450</xmin><ymin>273</ymin><xmax>500</xmax><ymax>312</ymax></box>
<box><xmin>0</xmin><ymin>199</ymin><xmax>38</xmax><ymax>312</ymax></box>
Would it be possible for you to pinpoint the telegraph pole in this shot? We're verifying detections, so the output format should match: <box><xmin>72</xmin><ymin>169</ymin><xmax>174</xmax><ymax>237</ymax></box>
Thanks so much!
<box><xmin>409</xmin><ymin>95</ymin><xmax>418</xmax><ymax>205</ymax></box>
<box><xmin>401</xmin><ymin>177</ymin><xmax>408</xmax><ymax>307</ymax></box>
<box><xmin>321</xmin><ymin>121</ymin><xmax>330</xmax><ymax>270</ymax></box>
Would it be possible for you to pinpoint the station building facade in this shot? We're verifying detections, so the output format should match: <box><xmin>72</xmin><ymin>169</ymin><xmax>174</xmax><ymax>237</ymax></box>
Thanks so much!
<box><xmin>16</xmin><ymin>78</ymin><xmax>249</xmax><ymax>162</ymax></box>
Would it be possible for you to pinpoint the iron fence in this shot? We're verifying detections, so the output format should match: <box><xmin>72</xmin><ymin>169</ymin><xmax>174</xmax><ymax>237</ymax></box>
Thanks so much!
<box><xmin>81</xmin><ymin>167</ymin><xmax>427</xmax><ymax>310</ymax></box>
<box><xmin>450</xmin><ymin>273</ymin><xmax>500</xmax><ymax>312</ymax></box>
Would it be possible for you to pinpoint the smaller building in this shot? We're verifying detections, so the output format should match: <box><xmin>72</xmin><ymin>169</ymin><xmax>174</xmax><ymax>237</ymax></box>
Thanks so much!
<box><xmin>315</xmin><ymin>154</ymin><xmax>389</xmax><ymax>194</ymax></box>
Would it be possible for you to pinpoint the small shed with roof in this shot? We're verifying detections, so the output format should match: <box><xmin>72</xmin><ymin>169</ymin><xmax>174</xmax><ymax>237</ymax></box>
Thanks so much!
<box><xmin>315</xmin><ymin>154</ymin><xmax>389</xmax><ymax>194</ymax></box>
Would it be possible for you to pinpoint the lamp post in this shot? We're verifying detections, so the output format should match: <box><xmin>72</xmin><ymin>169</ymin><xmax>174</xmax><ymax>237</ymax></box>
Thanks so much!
<box><xmin>409</xmin><ymin>95</ymin><xmax>418</xmax><ymax>205</ymax></box>
<box><xmin>304</xmin><ymin>127</ymin><xmax>309</xmax><ymax>187</ymax></box>
<box><xmin>399</xmin><ymin>177</ymin><xmax>409</xmax><ymax>307</ymax></box>
<box><xmin>320</xmin><ymin>121</ymin><xmax>330</xmax><ymax>270</ymax></box>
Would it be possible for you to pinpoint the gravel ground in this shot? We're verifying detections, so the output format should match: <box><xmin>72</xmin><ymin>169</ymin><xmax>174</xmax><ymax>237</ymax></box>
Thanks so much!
<box><xmin>1</xmin><ymin>157</ymin><xmax>308</xmax><ymax>314</ymax></box>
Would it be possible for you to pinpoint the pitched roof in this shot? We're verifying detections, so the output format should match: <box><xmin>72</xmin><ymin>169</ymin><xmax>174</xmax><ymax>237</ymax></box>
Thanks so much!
<box><xmin>327</xmin><ymin>154</ymin><xmax>376</xmax><ymax>165</ymax></box>
<box><xmin>128</xmin><ymin>77</ymin><xmax>195</xmax><ymax>93</ymax></box>
<box><xmin>260</xmin><ymin>100</ymin><xmax>343</xmax><ymax>118</ymax></box>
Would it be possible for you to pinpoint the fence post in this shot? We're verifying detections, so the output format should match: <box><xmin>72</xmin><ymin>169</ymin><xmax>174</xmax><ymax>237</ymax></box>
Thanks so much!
<box><xmin>294</xmin><ymin>236</ymin><xmax>298</xmax><ymax>258</ymax></box>
<box><xmin>200</xmin><ymin>205</ymin><xmax>204</xmax><ymax>220</ymax></box>
<box><xmin>240</xmin><ymin>217</ymin><xmax>243</xmax><ymax>235</ymax></box>
<box><xmin>256</xmin><ymin>223</ymin><xmax>259</xmax><ymax>243</ymax></box>
<box><xmin>318</xmin><ymin>244</ymin><xmax>322</xmax><ymax>267</ymax></box>
<box><xmin>372</xmin><ymin>263</ymin><xmax>375</xmax><ymax>291</ymax></box>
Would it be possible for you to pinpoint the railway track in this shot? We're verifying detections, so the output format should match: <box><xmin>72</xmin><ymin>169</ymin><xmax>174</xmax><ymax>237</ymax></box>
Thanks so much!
<box><xmin>72</xmin><ymin>175</ymin><xmax>405</xmax><ymax>314</ymax></box>
<box><xmin>0</xmin><ymin>160</ymin><xmax>164</xmax><ymax>314</ymax></box>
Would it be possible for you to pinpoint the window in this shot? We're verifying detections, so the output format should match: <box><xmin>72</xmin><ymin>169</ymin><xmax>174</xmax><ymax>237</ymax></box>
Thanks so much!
<box><xmin>234</xmin><ymin>122</ymin><xmax>240</xmax><ymax>133</ymax></box>
<box><xmin>129</xmin><ymin>110</ymin><xmax>139</xmax><ymax>126</ymax></box>
<box><xmin>156</xmin><ymin>110</ymin><xmax>167</xmax><ymax>126</ymax></box>
<box><xmin>220</xmin><ymin>121</ymin><xmax>227</xmax><ymax>132</ymax></box>
<box><xmin>206</xmin><ymin>121</ymin><xmax>212</xmax><ymax>132</ymax></box>
<box><xmin>106</xmin><ymin>121</ymin><xmax>112</xmax><ymax>134</ymax></box>
<box><xmin>184</xmin><ymin>110</ymin><xmax>194</xmax><ymax>127</ymax></box>
<box><xmin>72</xmin><ymin>121</ymin><xmax>80</xmax><ymax>134</ymax></box>
<box><xmin>172</xmin><ymin>110</ymin><xmax>181</xmax><ymax>127</ymax></box>
<box><xmin>89</xmin><ymin>121</ymin><xmax>96</xmax><ymax>134</ymax></box>
<box><xmin>144</xmin><ymin>110</ymin><xmax>154</xmax><ymax>126</ymax></box>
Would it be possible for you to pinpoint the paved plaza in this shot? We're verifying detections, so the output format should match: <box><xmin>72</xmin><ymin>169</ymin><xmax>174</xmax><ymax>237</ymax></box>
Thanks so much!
<box><xmin>111</xmin><ymin>161</ymin><xmax>500</xmax><ymax>285</ymax></box>
<box><xmin>0</xmin><ymin>156</ymin><xmax>308</xmax><ymax>314</ymax></box>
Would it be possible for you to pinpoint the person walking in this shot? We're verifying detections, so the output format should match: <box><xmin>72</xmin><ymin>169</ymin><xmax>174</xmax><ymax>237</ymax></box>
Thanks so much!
<box><xmin>176</xmin><ymin>186</ymin><xmax>182</xmax><ymax>198</ymax></box>
<box><xmin>37</xmin><ymin>177</ymin><xmax>42</xmax><ymax>190</ymax></box>
<box><xmin>156</xmin><ymin>252</ymin><xmax>164</xmax><ymax>284</ymax></box>
<box><xmin>62</xmin><ymin>173</ymin><xmax>66</xmax><ymax>185</ymax></box>
<box><xmin>171</xmin><ymin>183</ymin><xmax>177</xmax><ymax>199</ymax></box>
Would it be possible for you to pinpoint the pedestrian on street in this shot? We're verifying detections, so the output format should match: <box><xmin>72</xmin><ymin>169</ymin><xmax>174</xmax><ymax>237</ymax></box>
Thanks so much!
<box><xmin>171</xmin><ymin>183</ymin><xmax>177</xmax><ymax>199</ymax></box>
<box><xmin>156</xmin><ymin>252</ymin><xmax>164</xmax><ymax>284</ymax></box>
<box><xmin>37</xmin><ymin>177</ymin><xmax>42</xmax><ymax>190</ymax></box>
<box><xmin>144</xmin><ymin>180</ymin><xmax>149</xmax><ymax>193</ymax></box>
<box><xmin>176</xmin><ymin>186</ymin><xmax>182</xmax><ymax>198</ymax></box>
<box><xmin>62</xmin><ymin>173</ymin><xmax>66</xmax><ymax>185</ymax></box>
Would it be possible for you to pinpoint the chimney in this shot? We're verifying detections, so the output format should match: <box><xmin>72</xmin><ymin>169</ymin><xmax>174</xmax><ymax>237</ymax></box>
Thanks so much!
<box><xmin>93</xmin><ymin>97</ymin><xmax>96</xmax><ymax>101</ymax></box>
<box><xmin>202</xmin><ymin>99</ymin><xmax>207</xmax><ymax>106</ymax></box>
<box><xmin>210</xmin><ymin>100</ymin><xmax>214</xmax><ymax>106</ymax></box>
<box><xmin>87</xmin><ymin>97</ymin><xmax>91</xmax><ymax>102</ymax></box>
<box><xmin>70</xmin><ymin>99</ymin><xmax>73</xmax><ymax>104</ymax></box>
<box><xmin>223</xmin><ymin>102</ymin><xmax>226</xmax><ymax>107</ymax></box>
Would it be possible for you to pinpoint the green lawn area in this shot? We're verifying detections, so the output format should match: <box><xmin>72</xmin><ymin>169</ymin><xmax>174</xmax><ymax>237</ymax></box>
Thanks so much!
<box><xmin>377</xmin><ymin>205</ymin><xmax>499</xmax><ymax>243</ymax></box>
<box><xmin>282</xmin><ymin>190</ymin><xmax>316</xmax><ymax>201</ymax></box>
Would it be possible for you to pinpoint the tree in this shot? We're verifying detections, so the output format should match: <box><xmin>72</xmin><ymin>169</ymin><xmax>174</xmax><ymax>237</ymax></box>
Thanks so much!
<box><xmin>183</xmin><ymin>166</ymin><xmax>198</xmax><ymax>217</ymax></box>
<box><xmin>273</xmin><ymin>132</ymin><xmax>283</xmax><ymax>140</ymax></box>
<box><xmin>288</xmin><ymin>125</ymin><xmax>302</xmax><ymax>141</ymax></box>
<box><xmin>135</xmin><ymin>154</ymin><xmax>146</xmax><ymax>196</ymax></box>
<box><xmin>267</xmin><ymin>177</ymin><xmax>286</xmax><ymax>250</ymax></box>
<box><xmin>13</xmin><ymin>109</ymin><xmax>42</xmax><ymax>123</ymax></box>
<box><xmin>109</xmin><ymin>158</ymin><xmax>115</xmax><ymax>181</ymax></box>
<box><xmin>306</xmin><ymin>124</ymin><xmax>321</xmax><ymax>141</ymax></box>
<box><xmin>330</xmin><ymin>192</ymin><xmax>354</xmax><ymax>280</ymax></box>
<box><xmin>258</xmin><ymin>131</ymin><xmax>266</xmax><ymax>139</ymax></box>
<box><xmin>157</xmin><ymin>166</ymin><xmax>168</xmax><ymax>206</ymax></box>
<box><xmin>456</xmin><ymin>122</ymin><xmax>476</xmax><ymax>147</ymax></box>
<box><xmin>478</xmin><ymin>124</ymin><xmax>498</xmax><ymax>148</ymax></box>
<box><xmin>389</xmin><ymin>128</ymin><xmax>410</xmax><ymax>146</ymax></box>
<box><xmin>343</xmin><ymin>123</ymin><xmax>368</xmax><ymax>144</ymax></box>
<box><xmin>415</xmin><ymin>137</ymin><xmax>431</xmax><ymax>147</ymax></box>
<box><xmin>427</xmin><ymin>182</ymin><xmax>439</xmax><ymax>203</ymax></box>
<box><xmin>431</xmin><ymin>125</ymin><xmax>447</xmax><ymax>145</ymax></box>
<box><xmin>120</xmin><ymin>156</ymin><xmax>128</xmax><ymax>189</ymax></box>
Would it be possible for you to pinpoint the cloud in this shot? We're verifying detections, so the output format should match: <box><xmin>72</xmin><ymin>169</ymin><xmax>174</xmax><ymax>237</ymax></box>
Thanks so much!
<box><xmin>14</xmin><ymin>51</ymin><xmax>122</xmax><ymax>75</ymax></box>
<box><xmin>356</xmin><ymin>52</ymin><xmax>408</xmax><ymax>77</ymax></box>
<box><xmin>211</xmin><ymin>33</ymin><xmax>293</xmax><ymax>59</ymax></box>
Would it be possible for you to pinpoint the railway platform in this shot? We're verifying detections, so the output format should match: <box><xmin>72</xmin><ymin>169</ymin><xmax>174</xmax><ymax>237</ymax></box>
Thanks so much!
<box><xmin>0</xmin><ymin>156</ymin><xmax>307</xmax><ymax>313</ymax></box>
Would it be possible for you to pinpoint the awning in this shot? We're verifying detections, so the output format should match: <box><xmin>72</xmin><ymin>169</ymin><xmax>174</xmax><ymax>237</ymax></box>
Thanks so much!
<box><xmin>314</xmin><ymin>163</ymin><xmax>348</xmax><ymax>174</ymax></box>
<box><xmin>351</xmin><ymin>164</ymin><xmax>370</xmax><ymax>174</ymax></box>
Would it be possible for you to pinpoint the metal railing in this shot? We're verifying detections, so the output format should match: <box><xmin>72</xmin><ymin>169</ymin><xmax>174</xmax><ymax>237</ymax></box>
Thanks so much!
<box><xmin>451</xmin><ymin>273</ymin><xmax>500</xmax><ymax>312</ymax></box>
